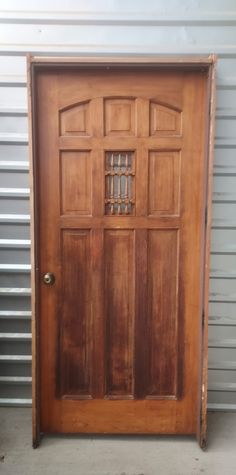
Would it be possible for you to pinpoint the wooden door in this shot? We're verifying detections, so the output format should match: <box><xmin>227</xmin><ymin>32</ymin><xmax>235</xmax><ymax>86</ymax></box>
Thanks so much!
<box><xmin>32</xmin><ymin>63</ymin><xmax>211</xmax><ymax>437</ymax></box>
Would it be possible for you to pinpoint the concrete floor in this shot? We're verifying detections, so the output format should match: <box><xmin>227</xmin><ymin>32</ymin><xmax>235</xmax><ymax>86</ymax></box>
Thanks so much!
<box><xmin>0</xmin><ymin>409</ymin><xmax>236</xmax><ymax>475</ymax></box>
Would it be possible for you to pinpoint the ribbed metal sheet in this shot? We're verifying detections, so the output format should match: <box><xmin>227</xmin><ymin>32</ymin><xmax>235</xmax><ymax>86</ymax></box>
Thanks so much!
<box><xmin>0</xmin><ymin>1</ymin><xmax>236</xmax><ymax>409</ymax></box>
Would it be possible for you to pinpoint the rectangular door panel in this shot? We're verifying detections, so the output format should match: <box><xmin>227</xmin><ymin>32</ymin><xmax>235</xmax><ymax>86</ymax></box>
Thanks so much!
<box><xmin>105</xmin><ymin>230</ymin><xmax>134</xmax><ymax>398</ymax></box>
<box><xmin>146</xmin><ymin>229</ymin><xmax>179</xmax><ymax>398</ymax></box>
<box><xmin>59</xmin><ymin>230</ymin><xmax>92</xmax><ymax>398</ymax></box>
<box><xmin>60</xmin><ymin>151</ymin><xmax>92</xmax><ymax>216</ymax></box>
<box><xmin>148</xmin><ymin>151</ymin><xmax>180</xmax><ymax>216</ymax></box>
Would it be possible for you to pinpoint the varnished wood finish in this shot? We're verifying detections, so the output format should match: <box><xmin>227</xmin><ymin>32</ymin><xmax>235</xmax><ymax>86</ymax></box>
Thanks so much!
<box><xmin>28</xmin><ymin>56</ymin><xmax>216</xmax><ymax>445</ymax></box>
<box><xmin>146</xmin><ymin>230</ymin><xmax>179</xmax><ymax>398</ymax></box>
<box><xmin>27</xmin><ymin>56</ymin><xmax>40</xmax><ymax>448</ymax></box>
<box><xmin>29</xmin><ymin>55</ymin><xmax>215</xmax><ymax>65</ymax></box>
<box><xmin>148</xmin><ymin>151</ymin><xmax>180</xmax><ymax>216</ymax></box>
<box><xmin>198</xmin><ymin>56</ymin><xmax>217</xmax><ymax>449</ymax></box>
<box><xmin>61</xmin><ymin>151</ymin><xmax>92</xmax><ymax>215</ymax></box>
<box><xmin>105</xmin><ymin>230</ymin><xmax>134</xmax><ymax>398</ymax></box>
<box><xmin>60</xmin><ymin>230</ymin><xmax>92</xmax><ymax>398</ymax></box>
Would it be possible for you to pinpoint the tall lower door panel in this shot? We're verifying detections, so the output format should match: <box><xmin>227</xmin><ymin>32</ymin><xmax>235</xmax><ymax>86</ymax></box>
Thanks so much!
<box><xmin>33</xmin><ymin>63</ymin><xmax>211</xmax><ymax>437</ymax></box>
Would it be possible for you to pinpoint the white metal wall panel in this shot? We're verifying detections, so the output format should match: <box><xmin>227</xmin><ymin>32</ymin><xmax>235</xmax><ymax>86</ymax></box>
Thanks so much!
<box><xmin>0</xmin><ymin>1</ymin><xmax>236</xmax><ymax>410</ymax></box>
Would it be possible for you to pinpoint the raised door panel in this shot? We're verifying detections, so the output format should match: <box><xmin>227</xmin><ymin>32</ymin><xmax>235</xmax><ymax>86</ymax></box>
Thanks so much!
<box><xmin>60</xmin><ymin>101</ymin><xmax>91</xmax><ymax>136</ymax></box>
<box><xmin>60</xmin><ymin>151</ymin><xmax>92</xmax><ymax>215</ymax></box>
<box><xmin>105</xmin><ymin>230</ymin><xmax>135</xmax><ymax>398</ymax></box>
<box><xmin>59</xmin><ymin>230</ymin><xmax>92</xmax><ymax>398</ymax></box>
<box><xmin>104</xmin><ymin>98</ymin><xmax>136</xmax><ymax>136</ymax></box>
<box><xmin>148</xmin><ymin>151</ymin><xmax>180</xmax><ymax>216</ymax></box>
<box><xmin>150</xmin><ymin>102</ymin><xmax>182</xmax><ymax>136</ymax></box>
<box><xmin>146</xmin><ymin>229</ymin><xmax>179</xmax><ymax>398</ymax></box>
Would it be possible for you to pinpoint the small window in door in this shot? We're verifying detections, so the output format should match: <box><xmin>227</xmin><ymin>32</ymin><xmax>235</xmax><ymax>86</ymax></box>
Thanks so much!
<box><xmin>105</xmin><ymin>151</ymin><xmax>135</xmax><ymax>215</ymax></box>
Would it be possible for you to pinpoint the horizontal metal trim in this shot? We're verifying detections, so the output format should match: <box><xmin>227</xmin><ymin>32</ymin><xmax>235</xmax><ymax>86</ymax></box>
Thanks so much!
<box><xmin>0</xmin><ymin>398</ymin><xmax>32</xmax><ymax>406</ymax></box>
<box><xmin>209</xmin><ymin>339</ymin><xmax>236</xmax><ymax>349</ymax></box>
<box><xmin>208</xmin><ymin>361</ymin><xmax>236</xmax><ymax>370</ymax></box>
<box><xmin>0</xmin><ymin>354</ymin><xmax>32</xmax><ymax>362</ymax></box>
<box><xmin>216</xmin><ymin>108</ymin><xmax>236</xmax><ymax>119</ymax></box>
<box><xmin>0</xmin><ymin>310</ymin><xmax>31</xmax><ymax>319</ymax></box>
<box><xmin>213</xmin><ymin>192</ymin><xmax>236</xmax><ymax>203</ymax></box>
<box><xmin>0</xmin><ymin>188</ymin><xmax>30</xmax><ymax>198</ymax></box>
<box><xmin>208</xmin><ymin>403</ymin><xmax>236</xmax><ymax>411</ymax></box>
<box><xmin>0</xmin><ymin>75</ymin><xmax>26</xmax><ymax>86</ymax></box>
<box><xmin>217</xmin><ymin>82</ymin><xmax>236</xmax><ymax>90</ymax></box>
<box><xmin>0</xmin><ymin>376</ymin><xmax>32</xmax><ymax>384</ymax></box>
<box><xmin>214</xmin><ymin>166</ymin><xmax>236</xmax><ymax>176</ymax></box>
<box><xmin>0</xmin><ymin>287</ymin><xmax>31</xmax><ymax>296</ymax></box>
<box><xmin>209</xmin><ymin>295</ymin><xmax>236</xmax><ymax>303</ymax></box>
<box><xmin>215</xmin><ymin>139</ymin><xmax>236</xmax><ymax>148</ymax></box>
<box><xmin>0</xmin><ymin>47</ymin><xmax>234</xmax><ymax>57</ymax></box>
<box><xmin>0</xmin><ymin>11</ymin><xmax>236</xmax><ymax>26</ymax></box>
<box><xmin>212</xmin><ymin>219</ymin><xmax>236</xmax><ymax>229</ymax></box>
<box><xmin>0</xmin><ymin>239</ymin><xmax>30</xmax><ymax>249</ymax></box>
<box><xmin>0</xmin><ymin>161</ymin><xmax>29</xmax><ymax>171</ymax></box>
<box><xmin>0</xmin><ymin>332</ymin><xmax>32</xmax><ymax>340</ymax></box>
<box><xmin>208</xmin><ymin>382</ymin><xmax>236</xmax><ymax>392</ymax></box>
<box><xmin>0</xmin><ymin>106</ymin><xmax>27</xmax><ymax>115</ymax></box>
<box><xmin>209</xmin><ymin>316</ymin><xmax>236</xmax><ymax>326</ymax></box>
<box><xmin>215</xmin><ymin>145</ymin><xmax>236</xmax><ymax>149</ymax></box>
<box><xmin>211</xmin><ymin>248</ymin><xmax>236</xmax><ymax>255</ymax></box>
<box><xmin>210</xmin><ymin>292</ymin><xmax>236</xmax><ymax>303</ymax></box>
<box><xmin>0</xmin><ymin>214</ymin><xmax>30</xmax><ymax>223</ymax></box>
<box><xmin>0</xmin><ymin>264</ymin><xmax>31</xmax><ymax>273</ymax></box>
<box><xmin>210</xmin><ymin>270</ymin><xmax>236</xmax><ymax>279</ymax></box>
<box><xmin>0</xmin><ymin>133</ymin><xmax>28</xmax><ymax>144</ymax></box>
<box><xmin>0</xmin><ymin>51</ymin><xmax>232</xmax><ymax>59</ymax></box>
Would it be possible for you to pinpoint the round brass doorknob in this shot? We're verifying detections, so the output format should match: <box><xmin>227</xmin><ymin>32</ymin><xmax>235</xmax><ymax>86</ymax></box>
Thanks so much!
<box><xmin>43</xmin><ymin>272</ymin><xmax>55</xmax><ymax>285</ymax></box>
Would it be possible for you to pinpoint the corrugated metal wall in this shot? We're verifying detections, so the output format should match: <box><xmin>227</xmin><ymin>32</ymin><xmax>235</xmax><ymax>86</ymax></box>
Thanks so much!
<box><xmin>0</xmin><ymin>0</ymin><xmax>236</xmax><ymax>410</ymax></box>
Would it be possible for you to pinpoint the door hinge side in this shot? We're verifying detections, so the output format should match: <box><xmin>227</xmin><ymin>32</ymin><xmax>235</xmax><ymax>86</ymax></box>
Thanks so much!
<box><xmin>202</xmin><ymin>309</ymin><xmax>205</xmax><ymax>329</ymax></box>
<box><xmin>205</xmin><ymin>207</ymin><xmax>208</xmax><ymax>226</ymax></box>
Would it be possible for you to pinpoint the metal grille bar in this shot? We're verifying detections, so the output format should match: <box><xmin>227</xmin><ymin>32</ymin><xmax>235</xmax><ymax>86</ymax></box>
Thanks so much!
<box><xmin>105</xmin><ymin>151</ymin><xmax>135</xmax><ymax>215</ymax></box>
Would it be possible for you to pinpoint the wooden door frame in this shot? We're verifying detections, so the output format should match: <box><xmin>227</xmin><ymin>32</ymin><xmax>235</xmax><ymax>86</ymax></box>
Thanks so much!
<box><xmin>27</xmin><ymin>54</ymin><xmax>216</xmax><ymax>449</ymax></box>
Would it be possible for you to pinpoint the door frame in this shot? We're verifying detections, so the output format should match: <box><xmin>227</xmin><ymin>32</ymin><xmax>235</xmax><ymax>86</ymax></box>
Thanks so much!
<box><xmin>27</xmin><ymin>54</ymin><xmax>216</xmax><ymax>448</ymax></box>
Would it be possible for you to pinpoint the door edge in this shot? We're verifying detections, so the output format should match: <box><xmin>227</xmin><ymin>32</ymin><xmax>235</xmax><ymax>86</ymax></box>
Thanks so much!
<box><xmin>197</xmin><ymin>55</ymin><xmax>217</xmax><ymax>450</ymax></box>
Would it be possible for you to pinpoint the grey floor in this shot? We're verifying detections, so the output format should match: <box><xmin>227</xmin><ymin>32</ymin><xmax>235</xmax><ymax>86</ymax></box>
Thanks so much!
<box><xmin>0</xmin><ymin>409</ymin><xmax>236</xmax><ymax>475</ymax></box>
